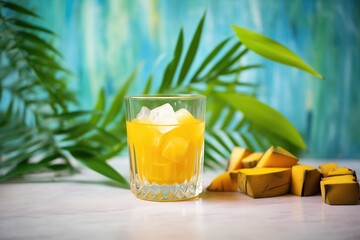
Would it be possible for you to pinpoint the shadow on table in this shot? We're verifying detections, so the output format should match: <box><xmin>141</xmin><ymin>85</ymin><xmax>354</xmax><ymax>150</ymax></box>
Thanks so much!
<box><xmin>2</xmin><ymin>179</ymin><xmax>129</xmax><ymax>189</ymax></box>
<box><xmin>199</xmin><ymin>190</ymin><xmax>245</xmax><ymax>202</ymax></box>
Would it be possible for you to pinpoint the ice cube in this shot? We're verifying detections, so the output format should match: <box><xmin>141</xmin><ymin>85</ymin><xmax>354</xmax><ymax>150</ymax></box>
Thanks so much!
<box><xmin>150</xmin><ymin>103</ymin><xmax>179</xmax><ymax>133</ymax></box>
<box><xmin>136</xmin><ymin>106</ymin><xmax>150</xmax><ymax>120</ymax></box>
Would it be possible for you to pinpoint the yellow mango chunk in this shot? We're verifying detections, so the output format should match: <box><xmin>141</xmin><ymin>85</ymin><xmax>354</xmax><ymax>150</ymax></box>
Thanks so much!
<box><xmin>256</xmin><ymin>146</ymin><xmax>298</xmax><ymax>168</ymax></box>
<box><xmin>161</xmin><ymin>136</ymin><xmax>189</xmax><ymax>162</ymax></box>
<box><xmin>322</xmin><ymin>174</ymin><xmax>356</xmax><ymax>182</ymax></box>
<box><xmin>327</xmin><ymin>167</ymin><xmax>356</xmax><ymax>178</ymax></box>
<box><xmin>175</xmin><ymin>108</ymin><xmax>197</xmax><ymax>124</ymax></box>
<box><xmin>207</xmin><ymin>171</ymin><xmax>238</xmax><ymax>192</ymax></box>
<box><xmin>226</xmin><ymin>147</ymin><xmax>252</xmax><ymax>171</ymax></box>
<box><xmin>321</xmin><ymin>175</ymin><xmax>359</xmax><ymax>205</ymax></box>
<box><xmin>318</xmin><ymin>162</ymin><xmax>338</xmax><ymax>177</ymax></box>
<box><xmin>241</xmin><ymin>152</ymin><xmax>263</xmax><ymax>168</ymax></box>
<box><xmin>291</xmin><ymin>164</ymin><xmax>321</xmax><ymax>196</ymax></box>
<box><xmin>237</xmin><ymin>168</ymin><xmax>291</xmax><ymax>198</ymax></box>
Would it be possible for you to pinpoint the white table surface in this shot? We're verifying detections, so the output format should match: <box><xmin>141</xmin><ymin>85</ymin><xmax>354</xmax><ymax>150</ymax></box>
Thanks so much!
<box><xmin>1</xmin><ymin>158</ymin><xmax>360</xmax><ymax>240</ymax></box>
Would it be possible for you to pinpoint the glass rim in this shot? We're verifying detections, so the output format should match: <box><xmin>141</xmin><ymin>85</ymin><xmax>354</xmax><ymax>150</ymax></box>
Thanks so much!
<box><xmin>125</xmin><ymin>94</ymin><xmax>206</xmax><ymax>100</ymax></box>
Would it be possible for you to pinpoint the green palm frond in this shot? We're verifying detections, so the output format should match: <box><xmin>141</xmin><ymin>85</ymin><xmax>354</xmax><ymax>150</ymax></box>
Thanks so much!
<box><xmin>0</xmin><ymin>1</ymin><xmax>129</xmax><ymax>188</ymax></box>
<box><xmin>142</xmin><ymin>12</ymin><xmax>313</xmax><ymax>168</ymax></box>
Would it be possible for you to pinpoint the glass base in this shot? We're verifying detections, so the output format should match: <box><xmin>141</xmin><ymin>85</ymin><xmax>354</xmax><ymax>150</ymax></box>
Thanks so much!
<box><xmin>131</xmin><ymin>176</ymin><xmax>203</xmax><ymax>201</ymax></box>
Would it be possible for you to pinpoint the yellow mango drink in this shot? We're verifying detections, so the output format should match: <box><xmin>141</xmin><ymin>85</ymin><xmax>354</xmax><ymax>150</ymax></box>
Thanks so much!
<box><xmin>125</xmin><ymin>95</ymin><xmax>206</xmax><ymax>201</ymax></box>
<box><xmin>126</xmin><ymin>110</ymin><xmax>204</xmax><ymax>184</ymax></box>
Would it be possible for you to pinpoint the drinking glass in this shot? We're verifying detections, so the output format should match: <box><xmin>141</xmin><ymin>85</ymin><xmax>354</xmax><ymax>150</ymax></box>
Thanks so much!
<box><xmin>125</xmin><ymin>95</ymin><xmax>206</xmax><ymax>201</ymax></box>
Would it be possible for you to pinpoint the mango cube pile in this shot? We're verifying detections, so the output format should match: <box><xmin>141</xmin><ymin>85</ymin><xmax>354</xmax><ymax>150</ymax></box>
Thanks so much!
<box><xmin>207</xmin><ymin>146</ymin><xmax>359</xmax><ymax>205</ymax></box>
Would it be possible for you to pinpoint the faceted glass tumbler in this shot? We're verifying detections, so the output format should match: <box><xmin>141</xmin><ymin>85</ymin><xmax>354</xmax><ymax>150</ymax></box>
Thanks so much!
<box><xmin>125</xmin><ymin>95</ymin><xmax>206</xmax><ymax>201</ymax></box>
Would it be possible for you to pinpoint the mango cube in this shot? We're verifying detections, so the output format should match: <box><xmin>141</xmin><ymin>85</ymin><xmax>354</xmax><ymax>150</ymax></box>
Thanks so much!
<box><xmin>256</xmin><ymin>146</ymin><xmax>298</xmax><ymax>168</ymax></box>
<box><xmin>207</xmin><ymin>171</ymin><xmax>238</xmax><ymax>192</ymax></box>
<box><xmin>161</xmin><ymin>136</ymin><xmax>189</xmax><ymax>162</ymax></box>
<box><xmin>226</xmin><ymin>147</ymin><xmax>252</xmax><ymax>171</ymax></box>
<box><xmin>318</xmin><ymin>162</ymin><xmax>338</xmax><ymax>177</ymax></box>
<box><xmin>321</xmin><ymin>175</ymin><xmax>359</xmax><ymax>205</ymax></box>
<box><xmin>291</xmin><ymin>164</ymin><xmax>321</xmax><ymax>196</ymax></box>
<box><xmin>327</xmin><ymin>167</ymin><xmax>356</xmax><ymax>178</ymax></box>
<box><xmin>237</xmin><ymin>168</ymin><xmax>291</xmax><ymax>198</ymax></box>
<box><xmin>241</xmin><ymin>152</ymin><xmax>263</xmax><ymax>168</ymax></box>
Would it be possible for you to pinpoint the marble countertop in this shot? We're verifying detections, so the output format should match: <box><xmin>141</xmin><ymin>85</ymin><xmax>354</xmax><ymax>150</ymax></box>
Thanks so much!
<box><xmin>1</xmin><ymin>158</ymin><xmax>360</xmax><ymax>240</ymax></box>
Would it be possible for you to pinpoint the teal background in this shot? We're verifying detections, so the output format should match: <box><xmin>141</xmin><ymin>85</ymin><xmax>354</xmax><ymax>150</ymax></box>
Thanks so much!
<box><xmin>18</xmin><ymin>0</ymin><xmax>360</xmax><ymax>158</ymax></box>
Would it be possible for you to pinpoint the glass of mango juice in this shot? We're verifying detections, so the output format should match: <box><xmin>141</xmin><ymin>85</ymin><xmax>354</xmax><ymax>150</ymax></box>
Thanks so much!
<box><xmin>125</xmin><ymin>95</ymin><xmax>206</xmax><ymax>201</ymax></box>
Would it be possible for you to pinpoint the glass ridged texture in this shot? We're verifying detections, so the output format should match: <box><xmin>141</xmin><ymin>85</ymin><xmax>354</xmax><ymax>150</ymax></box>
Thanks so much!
<box><xmin>125</xmin><ymin>95</ymin><xmax>206</xmax><ymax>201</ymax></box>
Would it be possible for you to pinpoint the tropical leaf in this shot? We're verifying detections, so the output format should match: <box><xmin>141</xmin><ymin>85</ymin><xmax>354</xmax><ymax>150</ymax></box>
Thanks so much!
<box><xmin>75</xmin><ymin>156</ymin><xmax>129</xmax><ymax>188</ymax></box>
<box><xmin>101</xmin><ymin>67</ymin><xmax>139</xmax><ymax>127</ymax></box>
<box><xmin>8</xmin><ymin>18</ymin><xmax>55</xmax><ymax>35</ymax></box>
<box><xmin>183</xmin><ymin>19</ymin><xmax>320</xmax><ymax>168</ymax></box>
<box><xmin>216</xmin><ymin>92</ymin><xmax>306</xmax><ymax>149</ymax></box>
<box><xmin>189</xmin><ymin>37</ymin><xmax>230</xmax><ymax>82</ymax></box>
<box><xmin>89</xmin><ymin>88</ymin><xmax>105</xmax><ymax>125</ymax></box>
<box><xmin>202</xmin><ymin>42</ymin><xmax>242</xmax><ymax>82</ymax></box>
<box><xmin>160</xmin><ymin>28</ymin><xmax>183</xmax><ymax>91</ymax></box>
<box><xmin>0</xmin><ymin>154</ymin><xmax>58</xmax><ymax>181</ymax></box>
<box><xmin>0</xmin><ymin>1</ymin><xmax>129</xmax><ymax>187</ymax></box>
<box><xmin>176</xmin><ymin>13</ymin><xmax>205</xmax><ymax>85</ymax></box>
<box><xmin>0</xmin><ymin>1</ymin><xmax>39</xmax><ymax>18</ymax></box>
<box><xmin>144</xmin><ymin>75</ymin><xmax>153</xmax><ymax>94</ymax></box>
<box><xmin>17</xmin><ymin>31</ymin><xmax>62</xmax><ymax>57</ymax></box>
<box><xmin>43</xmin><ymin>110</ymin><xmax>96</xmax><ymax>121</ymax></box>
<box><xmin>232</xmin><ymin>25</ymin><xmax>323</xmax><ymax>79</ymax></box>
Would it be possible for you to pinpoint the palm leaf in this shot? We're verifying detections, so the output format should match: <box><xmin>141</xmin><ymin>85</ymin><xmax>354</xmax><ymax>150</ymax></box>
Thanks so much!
<box><xmin>77</xmin><ymin>157</ymin><xmax>129</xmax><ymax>188</ymax></box>
<box><xmin>176</xmin><ymin>12</ymin><xmax>205</xmax><ymax>85</ymax></box>
<box><xmin>0</xmin><ymin>142</ymin><xmax>53</xmax><ymax>168</ymax></box>
<box><xmin>144</xmin><ymin>75</ymin><xmax>153</xmax><ymax>94</ymax></box>
<box><xmin>0</xmin><ymin>1</ymin><xmax>39</xmax><ymax>18</ymax></box>
<box><xmin>190</xmin><ymin>37</ymin><xmax>230</xmax><ymax>82</ymax></box>
<box><xmin>0</xmin><ymin>154</ymin><xmax>59</xmax><ymax>181</ymax></box>
<box><xmin>217</xmin><ymin>92</ymin><xmax>306</xmax><ymax>149</ymax></box>
<box><xmin>56</xmin><ymin>123</ymin><xmax>97</xmax><ymax>140</ymax></box>
<box><xmin>9</xmin><ymin>18</ymin><xmax>55</xmax><ymax>35</ymax></box>
<box><xmin>89</xmin><ymin>88</ymin><xmax>105</xmax><ymax>125</ymax></box>
<box><xmin>232</xmin><ymin>25</ymin><xmax>323</xmax><ymax>79</ymax></box>
<box><xmin>160</xmin><ymin>28</ymin><xmax>183</xmax><ymax>91</ymax></box>
<box><xmin>0</xmin><ymin>2</ymin><xmax>129</xmax><ymax>186</ymax></box>
<box><xmin>17</xmin><ymin>31</ymin><xmax>62</xmax><ymax>57</ymax></box>
<box><xmin>202</xmin><ymin>42</ymin><xmax>242</xmax><ymax>82</ymax></box>
<box><xmin>101</xmin><ymin>67</ymin><xmax>139</xmax><ymax>127</ymax></box>
<box><xmin>68</xmin><ymin>146</ymin><xmax>129</xmax><ymax>188</ymax></box>
<box><xmin>0</xmin><ymin>66</ymin><xmax>14</xmax><ymax>81</ymax></box>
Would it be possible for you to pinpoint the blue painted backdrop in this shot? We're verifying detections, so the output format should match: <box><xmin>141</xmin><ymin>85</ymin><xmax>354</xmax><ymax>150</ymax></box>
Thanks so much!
<box><xmin>21</xmin><ymin>0</ymin><xmax>360</xmax><ymax>159</ymax></box>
